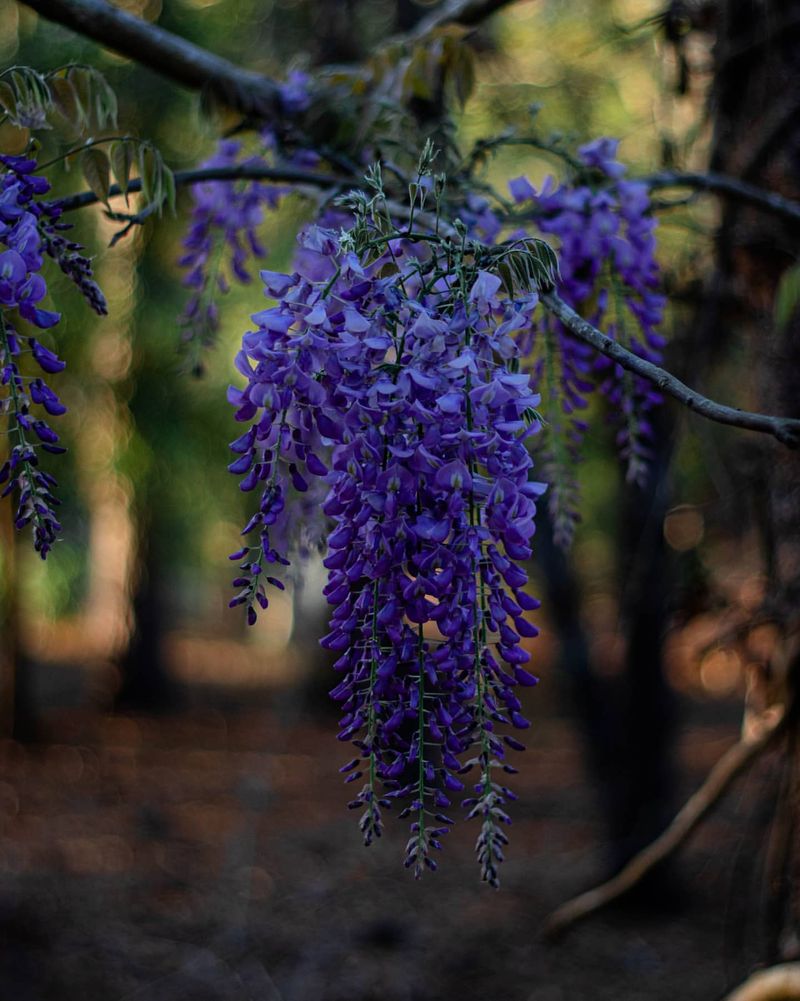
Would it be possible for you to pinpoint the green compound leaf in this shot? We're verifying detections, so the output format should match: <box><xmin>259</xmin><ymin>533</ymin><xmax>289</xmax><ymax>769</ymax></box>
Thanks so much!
<box><xmin>491</xmin><ymin>238</ymin><xmax>560</xmax><ymax>296</ymax></box>
<box><xmin>79</xmin><ymin>145</ymin><xmax>111</xmax><ymax>206</ymax></box>
<box><xmin>48</xmin><ymin>76</ymin><xmax>80</xmax><ymax>129</ymax></box>
<box><xmin>65</xmin><ymin>65</ymin><xmax>118</xmax><ymax>130</ymax></box>
<box><xmin>109</xmin><ymin>139</ymin><xmax>135</xmax><ymax>200</ymax></box>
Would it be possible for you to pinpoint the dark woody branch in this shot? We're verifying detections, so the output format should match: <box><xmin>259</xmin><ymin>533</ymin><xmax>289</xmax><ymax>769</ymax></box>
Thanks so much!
<box><xmin>18</xmin><ymin>0</ymin><xmax>800</xmax><ymax>237</ymax></box>
<box><xmin>542</xmin><ymin>706</ymin><xmax>788</xmax><ymax>940</ymax></box>
<box><xmin>644</xmin><ymin>169</ymin><xmax>800</xmax><ymax>226</ymax></box>
<box><xmin>19</xmin><ymin>0</ymin><xmax>282</xmax><ymax>117</ymax></box>
<box><xmin>58</xmin><ymin>161</ymin><xmax>800</xmax><ymax>234</ymax></box>
<box><xmin>53</xmin><ymin>163</ymin><xmax>350</xmax><ymax>213</ymax></box>
<box><xmin>542</xmin><ymin>291</ymin><xmax>800</xmax><ymax>448</ymax></box>
<box><xmin>51</xmin><ymin>159</ymin><xmax>800</xmax><ymax>449</ymax></box>
<box><xmin>51</xmin><ymin>165</ymin><xmax>800</xmax><ymax>450</ymax></box>
<box><xmin>19</xmin><ymin>0</ymin><xmax>520</xmax><ymax>120</ymax></box>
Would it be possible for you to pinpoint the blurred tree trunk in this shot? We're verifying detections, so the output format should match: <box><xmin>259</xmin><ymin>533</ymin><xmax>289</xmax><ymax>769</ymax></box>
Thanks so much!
<box><xmin>313</xmin><ymin>0</ymin><xmax>361</xmax><ymax>63</ymax></box>
<box><xmin>612</xmin><ymin>416</ymin><xmax>678</xmax><ymax>879</ymax></box>
<box><xmin>564</xmin><ymin>0</ymin><xmax>800</xmax><ymax>905</ymax></box>
<box><xmin>584</xmin><ymin>0</ymin><xmax>800</xmax><ymax>923</ymax></box>
<box><xmin>110</xmin><ymin>267</ymin><xmax>181</xmax><ymax>714</ymax></box>
<box><xmin>0</xmin><ymin>495</ymin><xmax>17</xmax><ymax>737</ymax></box>
<box><xmin>539</xmin><ymin>421</ymin><xmax>679</xmax><ymax>890</ymax></box>
<box><xmin>0</xmin><ymin>468</ymin><xmax>35</xmax><ymax>741</ymax></box>
<box><xmin>114</xmin><ymin>509</ymin><xmax>181</xmax><ymax>712</ymax></box>
<box><xmin>709</xmin><ymin>0</ymin><xmax>800</xmax><ymax>965</ymax></box>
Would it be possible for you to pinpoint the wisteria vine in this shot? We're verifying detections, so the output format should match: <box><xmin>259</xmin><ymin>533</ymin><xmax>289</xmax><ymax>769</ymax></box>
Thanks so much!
<box><xmin>219</xmin><ymin>144</ymin><xmax>666</xmax><ymax>882</ymax></box>
<box><xmin>226</xmin><ymin>159</ymin><xmax>551</xmax><ymax>882</ymax></box>
<box><xmin>196</xmin><ymin>134</ymin><xmax>667</xmax><ymax>553</ymax></box>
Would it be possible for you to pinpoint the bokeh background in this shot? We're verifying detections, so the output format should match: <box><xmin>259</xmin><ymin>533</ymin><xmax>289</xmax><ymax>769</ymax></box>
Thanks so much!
<box><xmin>0</xmin><ymin>1</ymin><xmax>794</xmax><ymax>998</ymax></box>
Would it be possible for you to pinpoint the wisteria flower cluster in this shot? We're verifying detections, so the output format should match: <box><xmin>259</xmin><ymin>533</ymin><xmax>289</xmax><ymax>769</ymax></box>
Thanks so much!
<box><xmin>178</xmin><ymin>72</ymin><xmax>316</xmax><ymax>365</ymax></box>
<box><xmin>178</xmin><ymin>138</ymin><xmax>283</xmax><ymax>360</ymax></box>
<box><xmin>0</xmin><ymin>152</ymin><xmax>105</xmax><ymax>557</ymax></box>
<box><xmin>227</xmin><ymin>167</ymin><xmax>555</xmax><ymax>883</ymax></box>
<box><xmin>211</xmin><ymin>134</ymin><xmax>668</xmax><ymax>560</ymax></box>
<box><xmin>508</xmin><ymin>138</ymin><xmax>667</xmax><ymax>544</ymax></box>
<box><xmin>220</xmin><ymin>139</ymin><xmax>669</xmax><ymax>880</ymax></box>
<box><xmin>1</xmin><ymin>153</ymin><xmax>67</xmax><ymax>558</ymax></box>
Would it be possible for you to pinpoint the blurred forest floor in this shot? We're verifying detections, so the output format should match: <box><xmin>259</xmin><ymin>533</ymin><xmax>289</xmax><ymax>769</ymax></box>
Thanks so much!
<box><xmin>0</xmin><ymin>671</ymin><xmax>770</xmax><ymax>1001</ymax></box>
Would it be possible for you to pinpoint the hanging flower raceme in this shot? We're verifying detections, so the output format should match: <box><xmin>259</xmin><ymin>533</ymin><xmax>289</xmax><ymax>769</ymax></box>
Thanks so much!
<box><xmin>178</xmin><ymin>139</ymin><xmax>282</xmax><ymax>357</ymax></box>
<box><xmin>0</xmin><ymin>153</ymin><xmax>71</xmax><ymax>558</ymax></box>
<box><xmin>176</xmin><ymin>72</ymin><xmax>318</xmax><ymax>363</ymax></box>
<box><xmin>39</xmin><ymin>202</ymin><xmax>108</xmax><ymax>318</ymax></box>
<box><xmin>506</xmin><ymin>138</ymin><xmax>666</xmax><ymax>544</ymax></box>
<box><xmin>223</xmin><ymin>141</ymin><xmax>667</xmax><ymax>881</ymax></box>
<box><xmin>0</xmin><ymin>150</ymin><xmax>107</xmax><ymax>557</ymax></box>
<box><xmin>227</xmin><ymin>170</ymin><xmax>551</xmax><ymax>882</ymax></box>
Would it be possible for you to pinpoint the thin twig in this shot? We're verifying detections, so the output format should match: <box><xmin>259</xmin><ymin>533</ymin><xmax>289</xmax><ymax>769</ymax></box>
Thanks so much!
<box><xmin>53</xmin><ymin>164</ymin><xmax>352</xmax><ymax>214</ymax></box>
<box><xmin>17</xmin><ymin>0</ymin><xmax>281</xmax><ymax>117</ymax></box>
<box><xmin>57</xmin><ymin>160</ymin><xmax>800</xmax><ymax>231</ymax></box>
<box><xmin>643</xmin><ymin>170</ymin><xmax>800</xmax><ymax>226</ymax></box>
<box><xmin>541</xmin><ymin>291</ymin><xmax>800</xmax><ymax>448</ymax></box>
<box><xmin>52</xmin><ymin>162</ymin><xmax>439</xmax><ymax>238</ymax></box>
<box><xmin>542</xmin><ymin>707</ymin><xmax>787</xmax><ymax>941</ymax></box>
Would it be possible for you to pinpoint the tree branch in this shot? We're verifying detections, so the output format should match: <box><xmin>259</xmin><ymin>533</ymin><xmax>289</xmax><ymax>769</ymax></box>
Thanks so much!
<box><xmin>23</xmin><ymin>0</ymin><xmax>800</xmax><ymax>233</ymax></box>
<box><xmin>17</xmin><ymin>0</ymin><xmax>281</xmax><ymax>117</ymax></box>
<box><xmin>542</xmin><ymin>707</ymin><xmax>787</xmax><ymax>941</ymax></box>
<box><xmin>53</xmin><ymin>163</ymin><xmax>351</xmax><ymax>214</ymax></box>
<box><xmin>48</xmin><ymin>159</ymin><xmax>800</xmax><ymax>449</ymax></box>
<box><xmin>19</xmin><ymin>0</ymin><xmax>800</xmax><ymax>239</ymax></box>
<box><xmin>541</xmin><ymin>291</ymin><xmax>800</xmax><ymax>448</ymax></box>
<box><xmin>644</xmin><ymin>170</ymin><xmax>800</xmax><ymax>227</ymax></box>
<box><xmin>20</xmin><ymin>0</ymin><xmax>522</xmax><ymax>122</ymax></box>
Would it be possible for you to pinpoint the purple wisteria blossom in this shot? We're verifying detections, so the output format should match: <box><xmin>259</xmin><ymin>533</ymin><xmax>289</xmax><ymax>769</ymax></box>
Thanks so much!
<box><xmin>0</xmin><ymin>154</ymin><xmax>72</xmax><ymax>557</ymax></box>
<box><xmin>39</xmin><ymin>205</ymin><xmax>108</xmax><ymax>317</ymax></box>
<box><xmin>1</xmin><ymin>154</ymin><xmax>107</xmax><ymax>317</ymax></box>
<box><xmin>507</xmin><ymin>137</ymin><xmax>666</xmax><ymax>543</ymax></box>
<box><xmin>178</xmin><ymin>139</ymin><xmax>283</xmax><ymax>357</ymax></box>
<box><xmin>222</xmin><ymin>139</ymin><xmax>666</xmax><ymax>879</ymax></box>
<box><xmin>227</xmin><ymin>211</ymin><xmax>546</xmax><ymax>884</ymax></box>
<box><xmin>177</xmin><ymin>72</ymin><xmax>315</xmax><ymax>361</ymax></box>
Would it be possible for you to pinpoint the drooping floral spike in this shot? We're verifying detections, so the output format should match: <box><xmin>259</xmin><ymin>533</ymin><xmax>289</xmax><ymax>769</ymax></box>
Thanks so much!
<box><xmin>227</xmin><ymin>170</ymin><xmax>550</xmax><ymax>882</ymax></box>
<box><xmin>0</xmin><ymin>153</ymin><xmax>79</xmax><ymax>558</ymax></box>
<box><xmin>225</xmin><ymin>142</ymin><xmax>665</xmax><ymax>880</ymax></box>
<box><xmin>177</xmin><ymin>71</ymin><xmax>316</xmax><ymax>363</ymax></box>
<box><xmin>506</xmin><ymin>138</ymin><xmax>666</xmax><ymax>541</ymax></box>
<box><xmin>178</xmin><ymin>139</ymin><xmax>282</xmax><ymax>357</ymax></box>
<box><xmin>39</xmin><ymin>206</ymin><xmax>108</xmax><ymax>317</ymax></box>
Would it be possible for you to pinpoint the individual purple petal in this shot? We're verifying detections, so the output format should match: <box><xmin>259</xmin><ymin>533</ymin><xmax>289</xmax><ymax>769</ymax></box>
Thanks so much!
<box><xmin>30</xmin><ymin>339</ymin><xmax>65</xmax><ymax>373</ymax></box>
<box><xmin>508</xmin><ymin>176</ymin><xmax>537</xmax><ymax>203</ymax></box>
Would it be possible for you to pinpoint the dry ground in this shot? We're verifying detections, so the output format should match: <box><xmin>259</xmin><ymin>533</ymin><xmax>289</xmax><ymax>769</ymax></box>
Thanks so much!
<box><xmin>0</xmin><ymin>683</ymin><xmax>775</xmax><ymax>1001</ymax></box>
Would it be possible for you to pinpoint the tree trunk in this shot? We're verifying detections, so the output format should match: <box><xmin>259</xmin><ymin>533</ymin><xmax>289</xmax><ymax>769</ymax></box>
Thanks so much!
<box><xmin>114</xmin><ymin>515</ymin><xmax>182</xmax><ymax>712</ymax></box>
<box><xmin>710</xmin><ymin>0</ymin><xmax>800</xmax><ymax>965</ymax></box>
